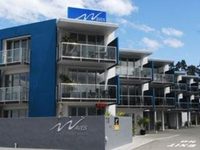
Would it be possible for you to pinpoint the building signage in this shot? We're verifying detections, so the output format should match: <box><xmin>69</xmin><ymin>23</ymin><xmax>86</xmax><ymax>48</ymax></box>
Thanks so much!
<box><xmin>113</xmin><ymin>117</ymin><xmax>120</xmax><ymax>130</ymax></box>
<box><xmin>49</xmin><ymin>116</ymin><xmax>87</xmax><ymax>132</ymax></box>
<box><xmin>68</xmin><ymin>7</ymin><xmax>106</xmax><ymax>22</ymax></box>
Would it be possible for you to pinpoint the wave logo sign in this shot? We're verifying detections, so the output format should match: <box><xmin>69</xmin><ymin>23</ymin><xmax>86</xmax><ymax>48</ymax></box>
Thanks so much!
<box><xmin>50</xmin><ymin>117</ymin><xmax>87</xmax><ymax>132</ymax></box>
<box><xmin>68</xmin><ymin>7</ymin><xmax>106</xmax><ymax>22</ymax></box>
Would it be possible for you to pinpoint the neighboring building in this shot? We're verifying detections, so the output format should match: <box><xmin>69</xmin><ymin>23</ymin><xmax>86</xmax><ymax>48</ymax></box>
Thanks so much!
<box><xmin>0</xmin><ymin>8</ymin><xmax>199</xmax><ymax>131</ymax></box>
<box><xmin>116</xmin><ymin>50</ymin><xmax>152</xmax><ymax>132</ymax></box>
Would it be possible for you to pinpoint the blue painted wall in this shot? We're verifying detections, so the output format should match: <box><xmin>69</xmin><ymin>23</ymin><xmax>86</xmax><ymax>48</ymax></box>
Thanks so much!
<box><xmin>0</xmin><ymin>19</ymin><xmax>57</xmax><ymax>117</ymax></box>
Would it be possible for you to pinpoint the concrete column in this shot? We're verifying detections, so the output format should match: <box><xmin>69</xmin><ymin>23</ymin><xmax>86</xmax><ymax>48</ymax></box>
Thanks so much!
<box><xmin>148</xmin><ymin>112</ymin><xmax>150</xmax><ymax>131</ymax></box>
<box><xmin>162</xmin><ymin>111</ymin><xmax>165</xmax><ymax>131</ymax></box>
<box><xmin>154</xmin><ymin>111</ymin><xmax>157</xmax><ymax>131</ymax></box>
<box><xmin>176</xmin><ymin>112</ymin><xmax>179</xmax><ymax>129</ymax></box>
<box><xmin>187</xmin><ymin>111</ymin><xmax>190</xmax><ymax>127</ymax></box>
<box><xmin>195</xmin><ymin>114</ymin><xmax>198</xmax><ymax>126</ymax></box>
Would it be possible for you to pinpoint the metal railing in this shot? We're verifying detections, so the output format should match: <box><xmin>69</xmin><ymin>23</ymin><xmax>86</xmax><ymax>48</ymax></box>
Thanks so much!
<box><xmin>0</xmin><ymin>86</ymin><xmax>28</xmax><ymax>102</ymax></box>
<box><xmin>155</xmin><ymin>97</ymin><xmax>175</xmax><ymax>107</ymax></box>
<box><xmin>171</xmin><ymin>83</ymin><xmax>187</xmax><ymax>91</ymax></box>
<box><xmin>117</xmin><ymin>67</ymin><xmax>152</xmax><ymax>79</ymax></box>
<box><xmin>187</xmin><ymin>86</ymin><xmax>199</xmax><ymax>93</ymax></box>
<box><xmin>176</xmin><ymin>102</ymin><xmax>200</xmax><ymax>110</ymax></box>
<box><xmin>0</xmin><ymin>48</ymin><xmax>30</xmax><ymax>65</ymax></box>
<box><xmin>120</xmin><ymin>95</ymin><xmax>153</xmax><ymax>106</ymax></box>
<box><xmin>59</xmin><ymin>83</ymin><xmax>116</xmax><ymax>101</ymax></box>
<box><xmin>153</xmin><ymin>73</ymin><xmax>174</xmax><ymax>83</ymax></box>
<box><xmin>59</xmin><ymin>42</ymin><xmax>116</xmax><ymax>62</ymax></box>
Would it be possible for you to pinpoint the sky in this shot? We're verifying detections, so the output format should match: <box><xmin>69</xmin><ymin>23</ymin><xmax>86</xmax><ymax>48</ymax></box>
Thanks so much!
<box><xmin>0</xmin><ymin>0</ymin><xmax>199</xmax><ymax>66</ymax></box>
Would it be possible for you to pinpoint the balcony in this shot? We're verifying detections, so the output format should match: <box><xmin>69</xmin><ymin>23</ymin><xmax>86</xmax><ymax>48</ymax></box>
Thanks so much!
<box><xmin>58</xmin><ymin>42</ymin><xmax>116</xmax><ymax>69</ymax></box>
<box><xmin>155</xmin><ymin>97</ymin><xmax>175</xmax><ymax>108</ymax></box>
<box><xmin>0</xmin><ymin>48</ymin><xmax>29</xmax><ymax>68</ymax></box>
<box><xmin>119</xmin><ymin>95</ymin><xmax>153</xmax><ymax>107</ymax></box>
<box><xmin>0</xmin><ymin>86</ymin><xmax>28</xmax><ymax>103</ymax></box>
<box><xmin>187</xmin><ymin>86</ymin><xmax>199</xmax><ymax>94</ymax></box>
<box><xmin>152</xmin><ymin>73</ymin><xmax>174</xmax><ymax>86</ymax></box>
<box><xmin>190</xmin><ymin>103</ymin><xmax>200</xmax><ymax>110</ymax></box>
<box><xmin>117</xmin><ymin>67</ymin><xmax>152</xmax><ymax>84</ymax></box>
<box><xmin>171</xmin><ymin>83</ymin><xmax>187</xmax><ymax>92</ymax></box>
<box><xmin>176</xmin><ymin>102</ymin><xmax>200</xmax><ymax>110</ymax></box>
<box><xmin>58</xmin><ymin>83</ymin><xmax>116</xmax><ymax>102</ymax></box>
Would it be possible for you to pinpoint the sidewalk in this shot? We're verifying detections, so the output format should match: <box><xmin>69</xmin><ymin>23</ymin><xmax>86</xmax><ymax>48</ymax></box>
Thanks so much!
<box><xmin>113</xmin><ymin>130</ymin><xmax>180</xmax><ymax>150</ymax></box>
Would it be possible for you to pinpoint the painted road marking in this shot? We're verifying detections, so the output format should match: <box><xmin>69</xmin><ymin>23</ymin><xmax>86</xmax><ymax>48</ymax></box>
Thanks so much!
<box><xmin>167</xmin><ymin>140</ymin><xmax>196</xmax><ymax>148</ymax></box>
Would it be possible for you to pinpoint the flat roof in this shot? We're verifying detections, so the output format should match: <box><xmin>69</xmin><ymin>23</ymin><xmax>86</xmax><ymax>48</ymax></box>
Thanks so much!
<box><xmin>119</xmin><ymin>49</ymin><xmax>152</xmax><ymax>59</ymax></box>
<box><xmin>147</xmin><ymin>58</ymin><xmax>174</xmax><ymax>67</ymax></box>
<box><xmin>181</xmin><ymin>75</ymin><xmax>200</xmax><ymax>79</ymax></box>
<box><xmin>57</xmin><ymin>18</ymin><xmax>118</xmax><ymax>35</ymax></box>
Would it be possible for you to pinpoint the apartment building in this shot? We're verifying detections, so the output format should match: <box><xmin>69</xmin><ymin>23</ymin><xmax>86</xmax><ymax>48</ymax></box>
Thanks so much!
<box><xmin>116</xmin><ymin>50</ymin><xmax>152</xmax><ymax>131</ymax></box>
<box><xmin>0</xmin><ymin>16</ymin><xmax>119</xmax><ymax>117</ymax></box>
<box><xmin>172</xmin><ymin>72</ymin><xmax>200</xmax><ymax>128</ymax></box>
<box><xmin>0</xmin><ymin>7</ymin><xmax>199</xmax><ymax>131</ymax></box>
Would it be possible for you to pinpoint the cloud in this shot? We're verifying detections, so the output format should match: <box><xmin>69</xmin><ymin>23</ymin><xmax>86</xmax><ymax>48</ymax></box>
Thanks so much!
<box><xmin>142</xmin><ymin>37</ymin><xmax>160</xmax><ymax>50</ymax></box>
<box><xmin>161</xmin><ymin>28</ymin><xmax>183</xmax><ymax>37</ymax></box>
<box><xmin>118</xmin><ymin>18</ymin><xmax>155</xmax><ymax>33</ymax></box>
<box><xmin>163</xmin><ymin>38</ymin><xmax>184</xmax><ymax>48</ymax></box>
<box><xmin>91</xmin><ymin>0</ymin><xmax>138</xmax><ymax>16</ymax></box>
<box><xmin>0</xmin><ymin>0</ymin><xmax>138</xmax><ymax>23</ymax></box>
<box><xmin>130</xmin><ymin>22</ymin><xmax>155</xmax><ymax>33</ymax></box>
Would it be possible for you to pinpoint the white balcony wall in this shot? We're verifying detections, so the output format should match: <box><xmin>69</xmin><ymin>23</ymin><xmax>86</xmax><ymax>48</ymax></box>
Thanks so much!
<box><xmin>105</xmin><ymin>32</ymin><xmax>115</xmax><ymax>45</ymax></box>
<box><xmin>164</xmin><ymin>87</ymin><xmax>170</xmax><ymax>95</ymax></box>
<box><xmin>142</xmin><ymin>56</ymin><xmax>148</xmax><ymax>66</ymax></box>
<box><xmin>190</xmin><ymin>95</ymin><xmax>195</xmax><ymax>101</ymax></box>
<box><xmin>189</xmin><ymin>78</ymin><xmax>195</xmax><ymax>85</ymax></box>
<box><xmin>177</xmin><ymin>75</ymin><xmax>182</xmax><ymax>82</ymax></box>
<box><xmin>142</xmin><ymin>83</ymin><xmax>149</xmax><ymax>93</ymax></box>
<box><xmin>178</xmin><ymin>93</ymin><xmax>183</xmax><ymax>100</ymax></box>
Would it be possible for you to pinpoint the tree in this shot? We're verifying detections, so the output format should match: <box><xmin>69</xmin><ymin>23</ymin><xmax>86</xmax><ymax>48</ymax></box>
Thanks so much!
<box><xmin>175</xmin><ymin>61</ymin><xmax>182</xmax><ymax>71</ymax></box>
<box><xmin>180</xmin><ymin>60</ymin><xmax>187</xmax><ymax>71</ymax></box>
<box><xmin>187</xmin><ymin>65</ymin><xmax>196</xmax><ymax>75</ymax></box>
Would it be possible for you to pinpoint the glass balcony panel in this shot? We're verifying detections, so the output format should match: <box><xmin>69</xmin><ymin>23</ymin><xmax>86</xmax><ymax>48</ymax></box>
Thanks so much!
<box><xmin>0</xmin><ymin>48</ymin><xmax>29</xmax><ymax>65</ymax></box>
<box><xmin>166</xmin><ymin>98</ymin><xmax>175</xmax><ymax>106</ymax></box>
<box><xmin>0</xmin><ymin>86</ymin><xmax>27</xmax><ymax>102</ymax></box>
<box><xmin>117</xmin><ymin>67</ymin><xmax>152</xmax><ymax>78</ymax></box>
<box><xmin>155</xmin><ymin>97</ymin><xmax>164</xmax><ymax>105</ymax></box>
<box><xmin>120</xmin><ymin>96</ymin><xmax>128</xmax><ymax>105</ymax></box>
<box><xmin>120</xmin><ymin>95</ymin><xmax>152</xmax><ymax>106</ymax></box>
<box><xmin>143</xmin><ymin>96</ymin><xmax>153</xmax><ymax>106</ymax></box>
<box><xmin>60</xmin><ymin>83</ymin><xmax>116</xmax><ymax>100</ymax></box>
<box><xmin>154</xmin><ymin>74</ymin><xmax>174</xmax><ymax>83</ymax></box>
<box><xmin>60</xmin><ymin>42</ymin><xmax>116</xmax><ymax>61</ymax></box>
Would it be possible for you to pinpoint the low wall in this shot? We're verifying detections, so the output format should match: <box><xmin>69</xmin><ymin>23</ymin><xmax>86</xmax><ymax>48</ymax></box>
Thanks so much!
<box><xmin>0</xmin><ymin>116</ymin><xmax>132</xmax><ymax>150</ymax></box>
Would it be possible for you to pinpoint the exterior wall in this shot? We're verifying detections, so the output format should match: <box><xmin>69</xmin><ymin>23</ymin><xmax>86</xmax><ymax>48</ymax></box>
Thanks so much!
<box><xmin>105</xmin><ymin>116</ymin><xmax>132</xmax><ymax>150</ymax></box>
<box><xmin>0</xmin><ymin>19</ymin><xmax>57</xmax><ymax>117</ymax></box>
<box><xmin>0</xmin><ymin>117</ymin><xmax>105</xmax><ymax>150</ymax></box>
<box><xmin>168</xmin><ymin>112</ymin><xmax>178</xmax><ymax>129</ymax></box>
<box><xmin>117</xmin><ymin>107</ymin><xmax>143</xmax><ymax>134</ymax></box>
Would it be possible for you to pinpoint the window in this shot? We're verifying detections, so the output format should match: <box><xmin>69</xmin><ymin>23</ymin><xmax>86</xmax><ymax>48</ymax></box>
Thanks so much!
<box><xmin>78</xmin><ymin>34</ymin><xmax>86</xmax><ymax>44</ymax></box>
<box><xmin>4</xmin><ymin>73</ymin><xmax>29</xmax><ymax>87</ymax></box>
<box><xmin>88</xmin><ymin>107</ymin><xmax>96</xmax><ymax>116</ymax></box>
<box><xmin>96</xmin><ymin>35</ymin><xmax>104</xmax><ymax>45</ymax></box>
<box><xmin>77</xmin><ymin>107</ymin><xmax>86</xmax><ymax>116</ymax></box>
<box><xmin>69</xmin><ymin>107</ymin><xmax>77</xmax><ymax>116</ymax></box>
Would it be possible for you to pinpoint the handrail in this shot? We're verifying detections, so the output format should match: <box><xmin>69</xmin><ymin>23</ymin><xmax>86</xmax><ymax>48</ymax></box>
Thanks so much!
<box><xmin>59</xmin><ymin>83</ymin><xmax>116</xmax><ymax>101</ymax></box>
<box><xmin>153</xmin><ymin>73</ymin><xmax>174</xmax><ymax>83</ymax></box>
<box><xmin>59</xmin><ymin>42</ymin><xmax>116</xmax><ymax>61</ymax></box>
<box><xmin>0</xmin><ymin>48</ymin><xmax>30</xmax><ymax>65</ymax></box>
<box><xmin>0</xmin><ymin>86</ymin><xmax>28</xmax><ymax>102</ymax></box>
